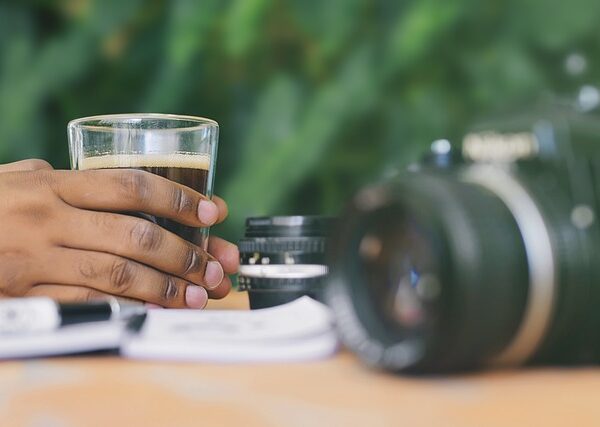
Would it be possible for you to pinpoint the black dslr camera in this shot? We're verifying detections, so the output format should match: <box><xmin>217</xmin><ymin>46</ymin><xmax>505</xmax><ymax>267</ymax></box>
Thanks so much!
<box><xmin>327</xmin><ymin>102</ymin><xmax>600</xmax><ymax>373</ymax></box>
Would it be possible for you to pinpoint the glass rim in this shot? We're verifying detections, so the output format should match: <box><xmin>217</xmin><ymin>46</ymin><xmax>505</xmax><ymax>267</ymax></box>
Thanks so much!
<box><xmin>68</xmin><ymin>113</ymin><xmax>218</xmax><ymax>132</ymax></box>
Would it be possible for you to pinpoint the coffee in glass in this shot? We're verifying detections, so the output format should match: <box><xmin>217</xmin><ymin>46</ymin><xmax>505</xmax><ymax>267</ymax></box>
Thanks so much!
<box><xmin>68</xmin><ymin>114</ymin><xmax>219</xmax><ymax>249</ymax></box>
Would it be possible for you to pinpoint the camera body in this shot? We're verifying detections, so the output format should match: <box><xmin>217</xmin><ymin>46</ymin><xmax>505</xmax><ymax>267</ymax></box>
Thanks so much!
<box><xmin>327</xmin><ymin>103</ymin><xmax>600</xmax><ymax>373</ymax></box>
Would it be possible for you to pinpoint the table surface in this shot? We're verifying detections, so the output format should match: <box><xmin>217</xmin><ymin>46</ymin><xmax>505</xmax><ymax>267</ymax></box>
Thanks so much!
<box><xmin>1</xmin><ymin>292</ymin><xmax>600</xmax><ymax>427</ymax></box>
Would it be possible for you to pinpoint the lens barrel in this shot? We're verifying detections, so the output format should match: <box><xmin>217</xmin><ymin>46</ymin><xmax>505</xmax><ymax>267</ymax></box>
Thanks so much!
<box><xmin>238</xmin><ymin>216</ymin><xmax>334</xmax><ymax>309</ymax></box>
<box><xmin>327</xmin><ymin>171</ymin><xmax>533</xmax><ymax>373</ymax></box>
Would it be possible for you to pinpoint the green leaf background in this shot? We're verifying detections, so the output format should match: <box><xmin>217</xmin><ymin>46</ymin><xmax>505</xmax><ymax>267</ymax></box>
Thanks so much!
<box><xmin>1</xmin><ymin>0</ymin><xmax>599</xmax><ymax>241</ymax></box>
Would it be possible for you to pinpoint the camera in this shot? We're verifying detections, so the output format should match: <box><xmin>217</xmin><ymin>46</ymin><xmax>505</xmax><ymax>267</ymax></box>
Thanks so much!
<box><xmin>326</xmin><ymin>103</ymin><xmax>600</xmax><ymax>373</ymax></box>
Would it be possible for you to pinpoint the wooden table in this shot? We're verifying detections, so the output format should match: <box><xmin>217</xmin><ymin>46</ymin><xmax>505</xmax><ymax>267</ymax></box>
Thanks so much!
<box><xmin>1</xmin><ymin>292</ymin><xmax>600</xmax><ymax>427</ymax></box>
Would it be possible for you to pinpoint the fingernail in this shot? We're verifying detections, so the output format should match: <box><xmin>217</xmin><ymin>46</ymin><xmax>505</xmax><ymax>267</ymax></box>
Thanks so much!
<box><xmin>205</xmin><ymin>261</ymin><xmax>224</xmax><ymax>289</ymax></box>
<box><xmin>185</xmin><ymin>285</ymin><xmax>208</xmax><ymax>309</ymax></box>
<box><xmin>197</xmin><ymin>200</ymin><xmax>218</xmax><ymax>225</ymax></box>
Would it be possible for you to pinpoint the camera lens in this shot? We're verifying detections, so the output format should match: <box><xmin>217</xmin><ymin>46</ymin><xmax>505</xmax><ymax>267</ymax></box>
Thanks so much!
<box><xmin>238</xmin><ymin>216</ymin><xmax>334</xmax><ymax>309</ymax></box>
<box><xmin>327</xmin><ymin>165</ymin><xmax>600</xmax><ymax>373</ymax></box>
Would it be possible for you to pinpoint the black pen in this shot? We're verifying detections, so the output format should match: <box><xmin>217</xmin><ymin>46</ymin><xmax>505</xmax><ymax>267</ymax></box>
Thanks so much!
<box><xmin>0</xmin><ymin>297</ymin><xmax>146</xmax><ymax>335</ymax></box>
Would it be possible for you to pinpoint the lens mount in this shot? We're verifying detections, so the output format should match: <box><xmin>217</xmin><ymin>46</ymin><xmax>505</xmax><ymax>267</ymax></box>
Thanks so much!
<box><xmin>463</xmin><ymin>165</ymin><xmax>557</xmax><ymax>366</ymax></box>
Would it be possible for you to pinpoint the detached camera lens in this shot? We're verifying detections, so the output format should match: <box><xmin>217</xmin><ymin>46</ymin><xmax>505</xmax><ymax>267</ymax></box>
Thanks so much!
<box><xmin>238</xmin><ymin>216</ymin><xmax>334</xmax><ymax>309</ymax></box>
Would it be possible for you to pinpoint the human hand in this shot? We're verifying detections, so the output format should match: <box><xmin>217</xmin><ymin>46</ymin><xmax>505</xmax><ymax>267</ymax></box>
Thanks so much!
<box><xmin>0</xmin><ymin>159</ymin><xmax>238</xmax><ymax>308</ymax></box>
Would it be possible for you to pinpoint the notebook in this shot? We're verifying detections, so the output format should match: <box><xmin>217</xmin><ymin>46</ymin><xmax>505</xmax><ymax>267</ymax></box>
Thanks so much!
<box><xmin>121</xmin><ymin>297</ymin><xmax>339</xmax><ymax>362</ymax></box>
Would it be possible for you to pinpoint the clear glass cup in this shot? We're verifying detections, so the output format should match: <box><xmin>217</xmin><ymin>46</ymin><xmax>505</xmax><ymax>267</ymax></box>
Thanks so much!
<box><xmin>68</xmin><ymin>113</ymin><xmax>219</xmax><ymax>250</ymax></box>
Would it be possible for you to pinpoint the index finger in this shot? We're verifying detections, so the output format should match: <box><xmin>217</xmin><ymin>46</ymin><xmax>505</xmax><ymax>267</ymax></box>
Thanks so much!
<box><xmin>51</xmin><ymin>169</ymin><xmax>219</xmax><ymax>227</ymax></box>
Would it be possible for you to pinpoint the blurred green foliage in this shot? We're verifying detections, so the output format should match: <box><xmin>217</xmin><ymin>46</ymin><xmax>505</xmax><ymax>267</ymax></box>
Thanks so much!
<box><xmin>1</xmin><ymin>0</ymin><xmax>600</xmax><ymax>240</ymax></box>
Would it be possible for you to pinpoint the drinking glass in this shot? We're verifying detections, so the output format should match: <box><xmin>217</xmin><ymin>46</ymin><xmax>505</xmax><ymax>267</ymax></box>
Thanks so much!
<box><xmin>68</xmin><ymin>113</ymin><xmax>219</xmax><ymax>250</ymax></box>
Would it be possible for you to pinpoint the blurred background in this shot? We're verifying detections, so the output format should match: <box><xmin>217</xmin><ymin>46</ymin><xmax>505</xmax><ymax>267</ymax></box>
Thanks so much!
<box><xmin>1</xmin><ymin>0</ymin><xmax>600</xmax><ymax>241</ymax></box>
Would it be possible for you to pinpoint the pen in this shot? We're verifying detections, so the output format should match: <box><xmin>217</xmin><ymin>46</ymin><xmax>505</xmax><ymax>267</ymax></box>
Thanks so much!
<box><xmin>0</xmin><ymin>297</ymin><xmax>146</xmax><ymax>335</ymax></box>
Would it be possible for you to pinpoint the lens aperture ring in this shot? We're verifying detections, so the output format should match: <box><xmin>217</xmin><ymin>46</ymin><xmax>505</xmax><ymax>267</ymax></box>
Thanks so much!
<box><xmin>239</xmin><ymin>237</ymin><xmax>327</xmax><ymax>254</ymax></box>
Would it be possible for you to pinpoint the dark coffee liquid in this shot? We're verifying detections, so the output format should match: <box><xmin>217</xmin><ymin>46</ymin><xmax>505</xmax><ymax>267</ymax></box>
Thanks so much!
<box><xmin>135</xmin><ymin>166</ymin><xmax>209</xmax><ymax>246</ymax></box>
<box><xmin>80</xmin><ymin>154</ymin><xmax>212</xmax><ymax>249</ymax></box>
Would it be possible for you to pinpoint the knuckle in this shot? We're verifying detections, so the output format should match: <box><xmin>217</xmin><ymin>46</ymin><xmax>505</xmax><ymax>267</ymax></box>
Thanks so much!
<box><xmin>78</xmin><ymin>257</ymin><xmax>98</xmax><ymax>280</ymax></box>
<box><xmin>118</xmin><ymin>170</ymin><xmax>151</xmax><ymax>203</ymax></box>
<box><xmin>109</xmin><ymin>259</ymin><xmax>135</xmax><ymax>292</ymax></box>
<box><xmin>79</xmin><ymin>289</ymin><xmax>101</xmax><ymax>303</ymax></box>
<box><xmin>129</xmin><ymin>220</ymin><xmax>163</xmax><ymax>252</ymax></box>
<box><xmin>183</xmin><ymin>246</ymin><xmax>202</xmax><ymax>275</ymax></box>
<box><xmin>0</xmin><ymin>168</ymin><xmax>54</xmax><ymax>190</ymax></box>
<box><xmin>32</xmin><ymin>169</ymin><xmax>56</xmax><ymax>187</ymax></box>
<box><xmin>89</xmin><ymin>212</ymin><xmax>111</xmax><ymax>229</ymax></box>
<box><xmin>25</xmin><ymin>159</ymin><xmax>53</xmax><ymax>171</ymax></box>
<box><xmin>0</xmin><ymin>263</ymin><xmax>28</xmax><ymax>297</ymax></box>
<box><xmin>161</xmin><ymin>276</ymin><xmax>180</xmax><ymax>303</ymax></box>
<box><xmin>171</xmin><ymin>187</ymin><xmax>194</xmax><ymax>216</ymax></box>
